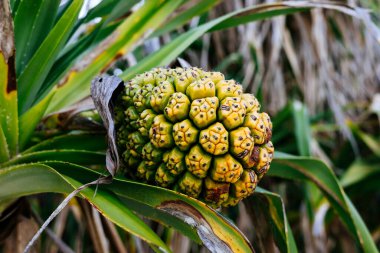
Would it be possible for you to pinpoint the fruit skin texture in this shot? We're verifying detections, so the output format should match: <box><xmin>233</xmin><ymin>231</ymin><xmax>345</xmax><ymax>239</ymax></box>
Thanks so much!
<box><xmin>114</xmin><ymin>67</ymin><xmax>274</xmax><ymax>207</ymax></box>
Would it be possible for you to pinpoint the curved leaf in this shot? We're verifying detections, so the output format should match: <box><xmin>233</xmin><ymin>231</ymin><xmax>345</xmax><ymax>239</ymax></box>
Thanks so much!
<box><xmin>120</xmin><ymin>4</ymin><xmax>307</xmax><ymax>81</ymax></box>
<box><xmin>0</xmin><ymin>163</ymin><xmax>171</xmax><ymax>253</ymax></box>
<box><xmin>269</xmin><ymin>153</ymin><xmax>378</xmax><ymax>252</ymax></box>
<box><xmin>0</xmin><ymin>161</ymin><xmax>254</xmax><ymax>252</ymax></box>
<box><xmin>50</xmin><ymin>162</ymin><xmax>254</xmax><ymax>253</ymax></box>
<box><xmin>253</xmin><ymin>187</ymin><xmax>298</xmax><ymax>253</ymax></box>
<box><xmin>1</xmin><ymin>150</ymin><xmax>105</xmax><ymax>167</ymax></box>
<box><xmin>151</xmin><ymin>0</ymin><xmax>220</xmax><ymax>38</ymax></box>
<box><xmin>23</xmin><ymin>133</ymin><xmax>107</xmax><ymax>154</ymax></box>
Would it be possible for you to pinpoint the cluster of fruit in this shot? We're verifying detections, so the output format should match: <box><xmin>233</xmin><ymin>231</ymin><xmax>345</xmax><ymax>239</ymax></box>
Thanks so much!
<box><xmin>114</xmin><ymin>67</ymin><xmax>274</xmax><ymax>207</ymax></box>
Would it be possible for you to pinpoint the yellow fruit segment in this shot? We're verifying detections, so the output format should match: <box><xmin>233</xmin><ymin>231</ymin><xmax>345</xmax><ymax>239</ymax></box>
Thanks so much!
<box><xmin>185</xmin><ymin>145</ymin><xmax>212</xmax><ymax>178</ymax></box>
<box><xmin>210</xmin><ymin>154</ymin><xmax>243</xmax><ymax>183</ymax></box>
<box><xmin>199</xmin><ymin>122</ymin><xmax>229</xmax><ymax>155</ymax></box>
<box><xmin>218</xmin><ymin>97</ymin><xmax>246</xmax><ymax>130</ymax></box>
<box><xmin>189</xmin><ymin>97</ymin><xmax>219</xmax><ymax>129</ymax></box>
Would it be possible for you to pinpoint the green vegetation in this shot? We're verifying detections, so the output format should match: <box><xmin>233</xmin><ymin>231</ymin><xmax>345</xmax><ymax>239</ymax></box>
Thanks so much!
<box><xmin>0</xmin><ymin>0</ymin><xmax>379</xmax><ymax>252</ymax></box>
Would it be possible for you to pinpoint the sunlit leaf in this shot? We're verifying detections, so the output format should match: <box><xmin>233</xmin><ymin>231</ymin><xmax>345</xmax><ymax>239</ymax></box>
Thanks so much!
<box><xmin>17</xmin><ymin>0</ymin><xmax>83</xmax><ymax>114</ymax></box>
<box><xmin>0</xmin><ymin>0</ymin><xmax>18</xmax><ymax>157</ymax></box>
<box><xmin>0</xmin><ymin>163</ymin><xmax>171</xmax><ymax>252</ymax></box>
<box><xmin>45</xmin><ymin>0</ymin><xmax>184</xmax><ymax>115</ymax></box>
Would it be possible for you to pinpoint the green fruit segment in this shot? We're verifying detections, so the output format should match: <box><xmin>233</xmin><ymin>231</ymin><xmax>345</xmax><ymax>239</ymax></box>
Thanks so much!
<box><xmin>199</xmin><ymin>122</ymin><xmax>228</xmax><ymax>155</ymax></box>
<box><xmin>178</xmin><ymin>172</ymin><xmax>203</xmax><ymax>198</ymax></box>
<box><xmin>123</xmin><ymin>83</ymin><xmax>140</xmax><ymax>106</ymax></box>
<box><xmin>185</xmin><ymin>145</ymin><xmax>212</xmax><ymax>178</ymax></box>
<box><xmin>138</xmin><ymin>109</ymin><xmax>157</xmax><ymax>137</ymax></box>
<box><xmin>150</xmin><ymin>81</ymin><xmax>175</xmax><ymax>112</ymax></box>
<box><xmin>114</xmin><ymin>67</ymin><xmax>274</xmax><ymax>207</ymax></box>
<box><xmin>136</xmin><ymin>161</ymin><xmax>156</xmax><ymax>182</ymax></box>
<box><xmin>127</xmin><ymin>132</ymin><xmax>146</xmax><ymax>157</ymax></box>
<box><xmin>174</xmin><ymin>68</ymin><xmax>201</xmax><ymax>93</ymax></box>
<box><xmin>142</xmin><ymin>142</ymin><xmax>163</xmax><ymax>163</ymax></box>
<box><xmin>173</xmin><ymin>119</ymin><xmax>199</xmax><ymax>151</ymax></box>
<box><xmin>222</xmin><ymin>196</ymin><xmax>241</xmax><ymax>207</ymax></box>
<box><xmin>125</xmin><ymin>106</ymin><xmax>139</xmax><ymax>130</ymax></box>
<box><xmin>149</xmin><ymin>115</ymin><xmax>174</xmax><ymax>148</ymax></box>
<box><xmin>142</xmin><ymin>71</ymin><xmax>156</xmax><ymax>85</ymax></box>
<box><xmin>133</xmin><ymin>83</ymin><xmax>154</xmax><ymax>112</ymax></box>
<box><xmin>189</xmin><ymin>97</ymin><xmax>219</xmax><ymax>129</ymax></box>
<box><xmin>163</xmin><ymin>148</ymin><xmax>186</xmax><ymax>176</ymax></box>
<box><xmin>218</xmin><ymin>97</ymin><xmax>246</xmax><ymax>130</ymax></box>
<box><xmin>155</xmin><ymin>163</ymin><xmax>176</xmax><ymax>187</ymax></box>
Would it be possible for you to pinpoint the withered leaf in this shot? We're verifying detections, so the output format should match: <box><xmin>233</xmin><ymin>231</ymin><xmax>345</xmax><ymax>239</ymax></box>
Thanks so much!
<box><xmin>91</xmin><ymin>75</ymin><xmax>124</xmax><ymax>176</ymax></box>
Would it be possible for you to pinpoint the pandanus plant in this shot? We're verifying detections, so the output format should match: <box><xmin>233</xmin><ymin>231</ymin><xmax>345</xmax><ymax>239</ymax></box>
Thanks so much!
<box><xmin>0</xmin><ymin>0</ymin><xmax>378</xmax><ymax>252</ymax></box>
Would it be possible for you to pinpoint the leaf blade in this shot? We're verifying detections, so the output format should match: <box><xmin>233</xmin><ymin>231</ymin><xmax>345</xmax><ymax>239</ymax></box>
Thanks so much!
<box><xmin>269</xmin><ymin>156</ymin><xmax>378</xmax><ymax>252</ymax></box>
<box><xmin>0</xmin><ymin>163</ymin><xmax>171</xmax><ymax>252</ymax></box>
<box><xmin>17</xmin><ymin>0</ymin><xmax>83</xmax><ymax>114</ymax></box>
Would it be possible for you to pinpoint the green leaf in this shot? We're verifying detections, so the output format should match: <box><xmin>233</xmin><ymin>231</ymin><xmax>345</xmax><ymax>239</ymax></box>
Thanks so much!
<box><xmin>0</xmin><ymin>162</ymin><xmax>254</xmax><ymax>252</ymax></box>
<box><xmin>51</xmin><ymin>162</ymin><xmax>254</xmax><ymax>252</ymax></box>
<box><xmin>14</xmin><ymin>0</ymin><xmax>60</xmax><ymax>75</ymax></box>
<box><xmin>0</xmin><ymin>163</ymin><xmax>171</xmax><ymax>252</ymax></box>
<box><xmin>45</xmin><ymin>0</ymin><xmax>184</xmax><ymax>115</ymax></box>
<box><xmin>254</xmin><ymin>188</ymin><xmax>298</xmax><ymax>253</ymax></box>
<box><xmin>0</xmin><ymin>0</ymin><xmax>18</xmax><ymax>157</ymax></box>
<box><xmin>23</xmin><ymin>132</ymin><xmax>107</xmax><ymax>154</ymax></box>
<box><xmin>151</xmin><ymin>0</ymin><xmax>220</xmax><ymax>38</ymax></box>
<box><xmin>268</xmin><ymin>154</ymin><xmax>378</xmax><ymax>252</ymax></box>
<box><xmin>1</xmin><ymin>150</ymin><xmax>105</xmax><ymax>167</ymax></box>
<box><xmin>0</xmin><ymin>126</ymin><xmax>10</xmax><ymax>162</ymax></box>
<box><xmin>18</xmin><ymin>90</ymin><xmax>56</xmax><ymax>150</ymax></box>
<box><xmin>350</xmin><ymin>124</ymin><xmax>380</xmax><ymax>157</ymax></box>
<box><xmin>17</xmin><ymin>0</ymin><xmax>83</xmax><ymax>114</ymax></box>
<box><xmin>38</xmin><ymin>1</ymin><xmax>137</xmax><ymax>100</ymax></box>
<box><xmin>120</xmin><ymin>4</ymin><xmax>307</xmax><ymax>81</ymax></box>
<box><xmin>340</xmin><ymin>160</ymin><xmax>380</xmax><ymax>190</ymax></box>
<box><xmin>291</xmin><ymin>101</ymin><xmax>311</xmax><ymax>156</ymax></box>
<box><xmin>208</xmin><ymin>6</ymin><xmax>308</xmax><ymax>32</ymax></box>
